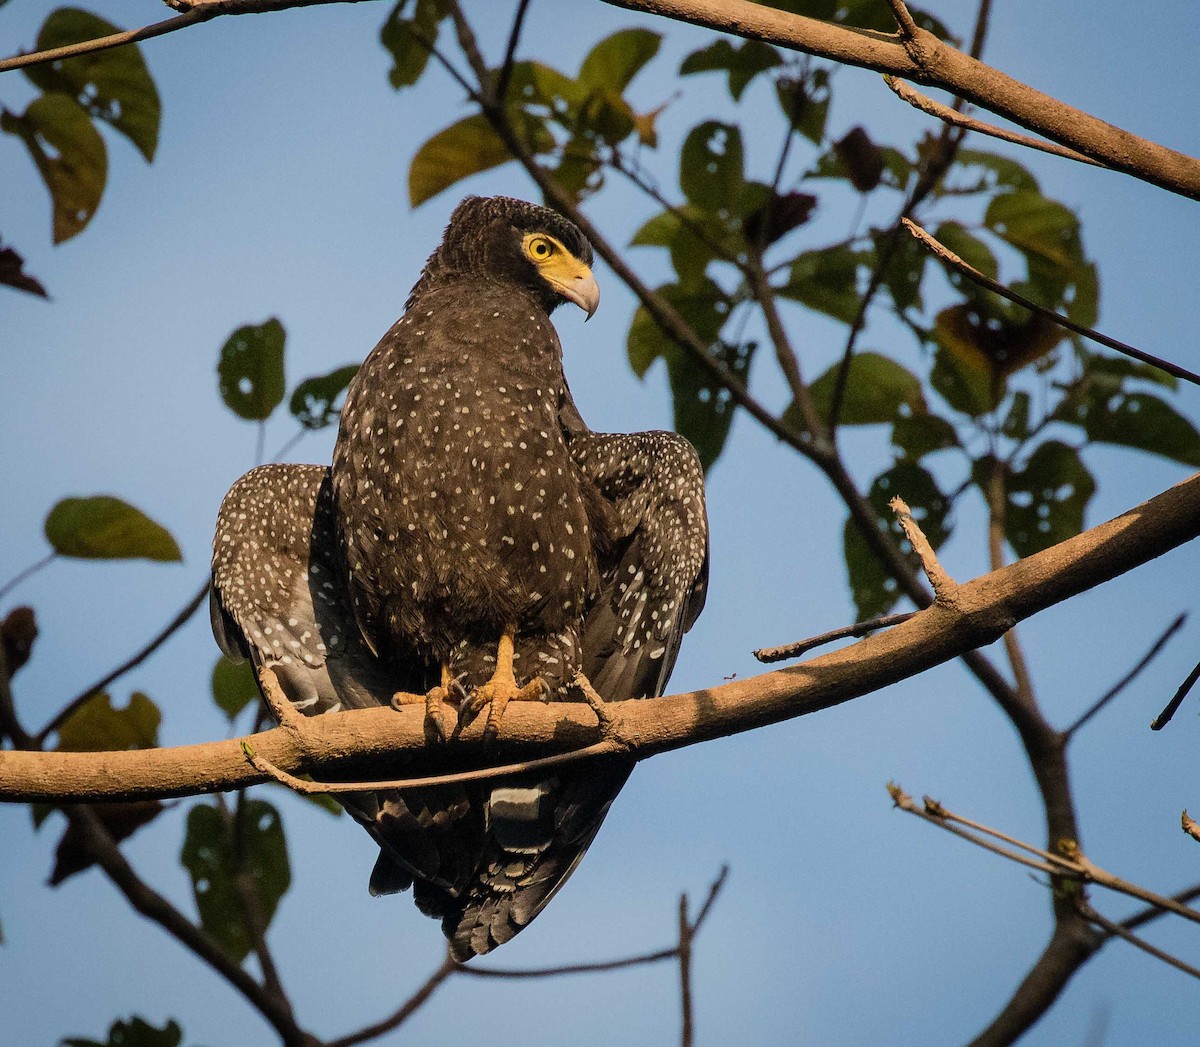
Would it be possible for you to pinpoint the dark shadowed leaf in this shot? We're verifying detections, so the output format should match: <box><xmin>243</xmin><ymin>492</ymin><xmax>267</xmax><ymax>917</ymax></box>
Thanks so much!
<box><xmin>680</xmin><ymin>121</ymin><xmax>744</xmax><ymax>212</ymax></box>
<box><xmin>62</xmin><ymin>1015</ymin><xmax>184</xmax><ymax>1047</ymax></box>
<box><xmin>843</xmin><ymin>462</ymin><xmax>950</xmax><ymax>618</ymax></box>
<box><xmin>1003</xmin><ymin>440</ymin><xmax>1095</xmax><ymax>557</ymax></box>
<box><xmin>1</xmin><ymin>93</ymin><xmax>107</xmax><ymax>243</ymax></box>
<box><xmin>876</xmin><ymin>225</ymin><xmax>927</xmax><ymax>313</ymax></box>
<box><xmin>2</xmin><ymin>606</ymin><xmax>38</xmax><ymax>675</ymax></box>
<box><xmin>811</xmin><ymin>142</ymin><xmax>910</xmax><ymax>191</ymax></box>
<box><xmin>576</xmin><ymin>28</ymin><xmax>661</xmax><ymax>93</ymax></box>
<box><xmin>679</xmin><ymin>38</ymin><xmax>782</xmax><ymax>100</ymax></box>
<box><xmin>742</xmin><ymin>191</ymin><xmax>816</xmax><ymax>250</ymax></box>
<box><xmin>181</xmin><ymin>799</ymin><xmax>291</xmax><ymax>963</ymax></box>
<box><xmin>44</xmin><ymin>496</ymin><xmax>181</xmax><ymax>561</ymax></box>
<box><xmin>834</xmin><ymin>127</ymin><xmax>884</xmax><ymax>192</ymax></box>
<box><xmin>0</xmin><ymin>241</ymin><xmax>48</xmax><ymax>297</ymax></box>
<box><xmin>1001</xmin><ymin>391</ymin><xmax>1031</xmax><ymax>439</ymax></box>
<box><xmin>778</xmin><ymin>244</ymin><xmax>871</xmax><ymax>325</ymax></box>
<box><xmin>808</xmin><ymin>351</ymin><xmax>925</xmax><ymax>426</ymax></box>
<box><xmin>212</xmin><ymin>656</ymin><xmax>259</xmax><ymax>721</ymax></box>
<box><xmin>892</xmin><ymin>413</ymin><xmax>959</xmax><ymax>461</ymax></box>
<box><xmin>49</xmin><ymin>801</ymin><xmax>165</xmax><ymax>886</ymax></box>
<box><xmin>24</xmin><ymin>7</ymin><xmax>161</xmax><ymax>161</ymax></box>
<box><xmin>933</xmin><ymin>302</ymin><xmax>1063</xmax><ymax>384</ymax></box>
<box><xmin>289</xmin><ymin>364</ymin><xmax>358</xmax><ymax>430</ymax></box>
<box><xmin>666</xmin><ymin>339</ymin><xmax>754</xmax><ymax>471</ymax></box>
<box><xmin>56</xmin><ymin>692</ymin><xmax>160</xmax><ymax>752</ymax></box>
<box><xmin>217</xmin><ymin>318</ymin><xmax>286</xmax><ymax>421</ymax></box>
<box><xmin>929</xmin><ymin>338</ymin><xmax>1000</xmax><ymax>418</ymax></box>
<box><xmin>409</xmin><ymin>112</ymin><xmax>553</xmax><ymax>207</ymax></box>
<box><xmin>380</xmin><ymin>0</ymin><xmax>449</xmax><ymax>90</ymax></box>
<box><xmin>774</xmin><ymin>69</ymin><xmax>829</xmax><ymax>144</ymax></box>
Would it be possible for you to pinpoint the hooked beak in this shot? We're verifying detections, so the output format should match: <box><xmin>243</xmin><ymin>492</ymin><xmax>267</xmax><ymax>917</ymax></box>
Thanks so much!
<box><xmin>549</xmin><ymin>266</ymin><xmax>600</xmax><ymax>320</ymax></box>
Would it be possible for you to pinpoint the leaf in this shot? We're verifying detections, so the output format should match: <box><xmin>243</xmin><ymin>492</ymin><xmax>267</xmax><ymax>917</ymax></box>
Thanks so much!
<box><xmin>217</xmin><ymin>318</ymin><xmax>286</xmax><ymax>421</ymax></box>
<box><xmin>629</xmin><ymin>205</ymin><xmax>737</xmax><ymax>286</ymax></box>
<box><xmin>680</xmin><ymin>120</ymin><xmax>744</xmax><ymax>213</ymax></box>
<box><xmin>2</xmin><ymin>606</ymin><xmax>38</xmax><ymax>675</ymax></box>
<box><xmin>24</xmin><ymin>7</ymin><xmax>161</xmax><ymax>161</ymax></box>
<box><xmin>408</xmin><ymin>112</ymin><xmax>553</xmax><ymax>207</ymax></box>
<box><xmin>667</xmin><ymin>339</ymin><xmax>754</xmax><ymax>471</ymax></box>
<box><xmin>985</xmin><ymin>190</ymin><xmax>1082</xmax><ymax>270</ymax></box>
<box><xmin>892</xmin><ymin>413</ymin><xmax>959</xmax><ymax>461</ymax></box>
<box><xmin>777</xmin><ymin>244</ymin><xmax>871</xmax><ymax>325</ymax></box>
<box><xmin>808</xmin><ymin>352</ymin><xmax>926</xmax><ymax>426</ymax></box>
<box><xmin>844</xmin><ymin>462</ymin><xmax>950</xmax><ymax>618</ymax></box>
<box><xmin>810</xmin><ymin>142</ymin><xmax>911</xmax><ymax>191</ymax></box>
<box><xmin>62</xmin><ymin>1015</ymin><xmax>184</xmax><ymax>1047</ymax></box>
<box><xmin>876</xmin><ymin>225</ymin><xmax>927</xmax><ymax>313</ymax></box>
<box><xmin>289</xmin><ymin>364</ymin><xmax>358</xmax><ymax>430</ymax></box>
<box><xmin>44</xmin><ymin>496</ymin><xmax>181</xmax><ymax>561</ymax></box>
<box><xmin>576</xmin><ymin>28</ymin><xmax>661</xmax><ymax>94</ymax></box>
<box><xmin>679</xmin><ymin>38</ymin><xmax>782</xmax><ymax>101</ymax></box>
<box><xmin>0</xmin><ymin>241</ymin><xmax>48</xmax><ymax>297</ymax></box>
<box><xmin>626</xmin><ymin>278</ymin><xmax>726</xmax><ymax>378</ymax></box>
<box><xmin>1004</xmin><ymin>440</ymin><xmax>1095</xmax><ymax>557</ymax></box>
<box><xmin>1058</xmin><ymin>390</ymin><xmax>1200</xmax><ymax>467</ymax></box>
<box><xmin>1001</xmin><ymin>391</ymin><xmax>1031</xmax><ymax>440</ymax></box>
<box><xmin>834</xmin><ymin>127</ymin><xmax>884</xmax><ymax>192</ymax></box>
<box><xmin>212</xmin><ymin>656</ymin><xmax>259</xmax><ymax>721</ymax></box>
<box><xmin>775</xmin><ymin>69</ymin><xmax>829</xmax><ymax>144</ymax></box>
<box><xmin>2</xmin><ymin>93</ymin><xmax>107</xmax><ymax>243</ymax></box>
<box><xmin>742</xmin><ymin>191</ymin><xmax>816</xmax><ymax>250</ymax></box>
<box><xmin>49</xmin><ymin>801</ymin><xmax>164</xmax><ymax>886</ymax></box>
<box><xmin>180</xmin><ymin>799</ymin><xmax>291</xmax><ymax>963</ymax></box>
<box><xmin>56</xmin><ymin>692</ymin><xmax>161</xmax><ymax>752</ymax></box>
<box><xmin>380</xmin><ymin>0</ymin><xmax>449</xmax><ymax>90</ymax></box>
<box><xmin>953</xmin><ymin>149</ymin><xmax>1039</xmax><ymax>194</ymax></box>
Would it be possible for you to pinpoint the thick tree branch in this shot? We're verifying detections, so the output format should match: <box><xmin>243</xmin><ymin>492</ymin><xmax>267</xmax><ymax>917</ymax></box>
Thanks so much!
<box><xmin>599</xmin><ymin>0</ymin><xmax>1200</xmax><ymax>199</ymax></box>
<box><xmin>4</xmin><ymin>472</ymin><xmax>1199</xmax><ymax>804</ymax></box>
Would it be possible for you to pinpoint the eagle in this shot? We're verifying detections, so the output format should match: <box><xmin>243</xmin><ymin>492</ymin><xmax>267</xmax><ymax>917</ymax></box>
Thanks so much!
<box><xmin>210</xmin><ymin>196</ymin><xmax>709</xmax><ymax>958</ymax></box>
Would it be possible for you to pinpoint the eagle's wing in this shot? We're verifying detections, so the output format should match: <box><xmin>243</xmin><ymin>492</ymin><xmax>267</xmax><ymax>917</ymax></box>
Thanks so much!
<box><xmin>431</xmin><ymin>427</ymin><xmax>709</xmax><ymax>958</ymax></box>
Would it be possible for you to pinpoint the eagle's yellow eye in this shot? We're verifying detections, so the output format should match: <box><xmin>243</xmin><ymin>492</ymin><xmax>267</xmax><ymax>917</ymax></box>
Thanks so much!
<box><xmin>528</xmin><ymin>237</ymin><xmax>554</xmax><ymax>260</ymax></box>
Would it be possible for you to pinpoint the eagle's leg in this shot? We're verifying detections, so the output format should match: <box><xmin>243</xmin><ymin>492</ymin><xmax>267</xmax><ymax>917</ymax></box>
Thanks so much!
<box><xmin>392</xmin><ymin>664</ymin><xmax>465</xmax><ymax>744</ymax></box>
<box><xmin>458</xmin><ymin>624</ymin><xmax>550</xmax><ymax>745</ymax></box>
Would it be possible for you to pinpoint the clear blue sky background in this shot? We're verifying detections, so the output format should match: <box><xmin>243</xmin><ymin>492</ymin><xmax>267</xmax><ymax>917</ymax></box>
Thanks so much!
<box><xmin>3</xmin><ymin>2</ymin><xmax>1200</xmax><ymax>1044</ymax></box>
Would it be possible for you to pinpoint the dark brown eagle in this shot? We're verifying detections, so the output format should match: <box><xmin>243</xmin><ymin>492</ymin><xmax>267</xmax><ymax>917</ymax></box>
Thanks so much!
<box><xmin>210</xmin><ymin>196</ymin><xmax>709</xmax><ymax>958</ymax></box>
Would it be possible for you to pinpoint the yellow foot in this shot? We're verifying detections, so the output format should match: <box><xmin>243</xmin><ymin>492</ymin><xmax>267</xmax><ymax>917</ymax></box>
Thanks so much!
<box><xmin>458</xmin><ymin>675</ymin><xmax>550</xmax><ymax>746</ymax></box>
<box><xmin>392</xmin><ymin>676</ymin><xmax>465</xmax><ymax>745</ymax></box>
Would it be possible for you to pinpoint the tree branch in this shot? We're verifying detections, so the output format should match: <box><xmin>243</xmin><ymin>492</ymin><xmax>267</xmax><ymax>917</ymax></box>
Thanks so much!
<box><xmin>4</xmin><ymin>472</ymin><xmax>1199</xmax><ymax>804</ymax></box>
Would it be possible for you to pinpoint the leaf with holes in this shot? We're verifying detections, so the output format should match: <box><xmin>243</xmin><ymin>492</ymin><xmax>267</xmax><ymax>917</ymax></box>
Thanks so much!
<box><xmin>778</xmin><ymin>244</ymin><xmax>872</xmax><ymax>325</ymax></box>
<box><xmin>808</xmin><ymin>352</ymin><xmax>925</xmax><ymax>427</ymax></box>
<box><xmin>892</xmin><ymin>413</ymin><xmax>959</xmax><ymax>461</ymax></box>
<box><xmin>1003</xmin><ymin>440</ymin><xmax>1095</xmax><ymax>557</ymax></box>
<box><xmin>62</xmin><ymin>1016</ymin><xmax>184</xmax><ymax>1047</ymax></box>
<box><xmin>630</xmin><ymin>206</ymin><xmax>739</xmax><ymax>286</ymax></box>
<box><xmin>2</xmin><ymin>93</ymin><xmax>107</xmax><ymax>243</ymax></box>
<box><xmin>56</xmin><ymin>692</ymin><xmax>161</xmax><ymax>752</ymax></box>
<box><xmin>774</xmin><ymin>68</ymin><xmax>829</xmax><ymax>144</ymax></box>
<box><xmin>289</xmin><ymin>364</ymin><xmax>358</xmax><ymax>430</ymax></box>
<box><xmin>1058</xmin><ymin>391</ymin><xmax>1200</xmax><ymax>467</ymax></box>
<box><xmin>875</xmin><ymin>225</ymin><xmax>927</xmax><ymax>313</ymax></box>
<box><xmin>666</xmin><ymin>339</ymin><xmax>755</xmax><ymax>472</ymax></box>
<box><xmin>217</xmin><ymin>318</ymin><xmax>286</xmax><ymax>421</ymax></box>
<box><xmin>212</xmin><ymin>656</ymin><xmax>259</xmax><ymax>721</ymax></box>
<box><xmin>626</xmin><ymin>277</ymin><xmax>728</xmax><ymax>378</ymax></box>
<box><xmin>985</xmin><ymin>190</ymin><xmax>1082</xmax><ymax>270</ymax></box>
<box><xmin>45</xmin><ymin>496</ymin><xmax>181</xmax><ymax>561</ymax></box>
<box><xmin>680</xmin><ymin>121</ymin><xmax>744</xmax><ymax>213</ymax></box>
<box><xmin>380</xmin><ymin>0</ymin><xmax>450</xmax><ymax>90</ymax></box>
<box><xmin>24</xmin><ymin>7</ymin><xmax>161</xmax><ymax>161</ymax></box>
<box><xmin>576</xmin><ymin>28</ymin><xmax>661</xmax><ymax>94</ymax></box>
<box><xmin>680</xmin><ymin>38</ymin><xmax>782</xmax><ymax>101</ymax></box>
<box><xmin>181</xmin><ymin>799</ymin><xmax>291</xmax><ymax>963</ymax></box>
<box><xmin>409</xmin><ymin>112</ymin><xmax>553</xmax><ymax>207</ymax></box>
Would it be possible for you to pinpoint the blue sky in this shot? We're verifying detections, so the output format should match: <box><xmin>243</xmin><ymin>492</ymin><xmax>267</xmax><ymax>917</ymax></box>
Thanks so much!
<box><xmin>3</xmin><ymin>2</ymin><xmax>1200</xmax><ymax>1044</ymax></box>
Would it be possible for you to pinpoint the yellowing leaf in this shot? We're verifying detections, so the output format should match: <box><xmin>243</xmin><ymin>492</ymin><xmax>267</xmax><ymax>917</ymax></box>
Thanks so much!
<box><xmin>44</xmin><ymin>496</ymin><xmax>181</xmax><ymax>561</ymax></box>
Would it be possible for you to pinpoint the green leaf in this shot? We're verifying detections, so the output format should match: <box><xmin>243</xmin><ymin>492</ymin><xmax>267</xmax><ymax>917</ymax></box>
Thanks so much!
<box><xmin>50</xmin><ymin>800</ymin><xmax>165</xmax><ymax>886</ymax></box>
<box><xmin>775</xmin><ymin>70</ymin><xmax>829</xmax><ymax>145</ymax></box>
<box><xmin>875</xmin><ymin>225</ymin><xmax>927</xmax><ymax>313</ymax></box>
<box><xmin>777</xmin><ymin>244</ymin><xmax>871</xmax><ymax>325</ymax></box>
<box><xmin>667</xmin><ymin>339</ymin><xmax>754</xmax><ymax>471</ymax></box>
<box><xmin>891</xmin><ymin>413</ymin><xmax>959</xmax><ymax>461</ymax></box>
<box><xmin>933</xmin><ymin>221</ymin><xmax>999</xmax><ymax>281</ymax></box>
<box><xmin>1004</xmin><ymin>440</ymin><xmax>1095</xmax><ymax>557</ymax></box>
<box><xmin>844</xmin><ymin>462</ymin><xmax>950</xmax><ymax>618</ymax></box>
<box><xmin>212</xmin><ymin>656</ymin><xmax>259</xmax><ymax>721</ymax></box>
<box><xmin>45</xmin><ymin>496</ymin><xmax>181</xmax><ymax>561</ymax></box>
<box><xmin>1058</xmin><ymin>391</ymin><xmax>1200</xmax><ymax>467</ymax></box>
<box><xmin>181</xmin><ymin>799</ymin><xmax>291</xmax><ymax>963</ymax></box>
<box><xmin>626</xmin><ymin>278</ymin><xmax>727</xmax><ymax>378</ymax></box>
<box><xmin>289</xmin><ymin>364</ymin><xmax>358</xmax><ymax>430</ymax></box>
<box><xmin>808</xmin><ymin>351</ymin><xmax>925</xmax><ymax>426</ymax></box>
<box><xmin>810</xmin><ymin>142</ymin><xmax>910</xmax><ymax>191</ymax></box>
<box><xmin>217</xmin><ymin>318</ymin><xmax>286</xmax><ymax>422</ymax></box>
<box><xmin>577</xmin><ymin>28</ymin><xmax>661</xmax><ymax>94</ymax></box>
<box><xmin>62</xmin><ymin>1015</ymin><xmax>183</xmax><ymax>1047</ymax></box>
<box><xmin>56</xmin><ymin>692</ymin><xmax>161</xmax><ymax>752</ymax></box>
<box><xmin>953</xmin><ymin>149</ymin><xmax>1039</xmax><ymax>194</ymax></box>
<box><xmin>576</xmin><ymin>88</ymin><xmax>636</xmax><ymax>146</ymax></box>
<box><xmin>24</xmin><ymin>8</ymin><xmax>161</xmax><ymax>161</ymax></box>
<box><xmin>985</xmin><ymin>190</ymin><xmax>1081</xmax><ymax>270</ymax></box>
<box><xmin>408</xmin><ymin>112</ymin><xmax>553</xmax><ymax>207</ymax></box>
<box><xmin>679</xmin><ymin>38</ymin><xmax>782</xmax><ymax>101</ymax></box>
<box><xmin>380</xmin><ymin>0</ymin><xmax>449</xmax><ymax>90</ymax></box>
<box><xmin>680</xmin><ymin>120</ymin><xmax>744</xmax><ymax>213</ymax></box>
<box><xmin>929</xmin><ymin>339</ymin><xmax>1000</xmax><ymax>418</ymax></box>
<box><xmin>629</xmin><ymin>205</ymin><xmax>738</xmax><ymax>285</ymax></box>
<box><xmin>2</xmin><ymin>93</ymin><xmax>107</xmax><ymax>243</ymax></box>
<box><xmin>1001</xmin><ymin>391</ymin><xmax>1031</xmax><ymax>439</ymax></box>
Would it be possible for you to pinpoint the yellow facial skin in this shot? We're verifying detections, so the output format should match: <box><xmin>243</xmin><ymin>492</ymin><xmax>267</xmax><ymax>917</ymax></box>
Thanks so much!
<box><xmin>521</xmin><ymin>232</ymin><xmax>600</xmax><ymax>318</ymax></box>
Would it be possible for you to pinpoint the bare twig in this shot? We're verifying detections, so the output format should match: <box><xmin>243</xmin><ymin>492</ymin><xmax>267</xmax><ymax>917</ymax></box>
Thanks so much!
<box><xmin>678</xmin><ymin>892</ymin><xmax>694</xmax><ymax>1047</ymax></box>
<box><xmin>902</xmin><ymin>218</ymin><xmax>1200</xmax><ymax>388</ymax></box>
<box><xmin>495</xmin><ymin>0</ymin><xmax>533</xmax><ymax>104</ymax></box>
<box><xmin>1150</xmin><ymin>654</ymin><xmax>1200</xmax><ymax>731</ymax></box>
<box><xmin>1078</xmin><ymin>900</ymin><xmax>1200</xmax><ymax>982</ymax></box>
<box><xmin>327</xmin><ymin>955</ymin><xmax>457</xmax><ymax>1047</ymax></box>
<box><xmin>889</xmin><ymin>496</ymin><xmax>957</xmax><ymax>601</ymax></box>
<box><xmin>0</xmin><ymin>552</ymin><xmax>57</xmax><ymax>603</ymax></box>
<box><xmin>35</xmin><ymin>581</ymin><xmax>209</xmax><ymax>744</ymax></box>
<box><xmin>1182</xmin><ymin>811</ymin><xmax>1200</xmax><ymax>845</ymax></box>
<box><xmin>753</xmin><ymin>611</ymin><xmax>916</xmax><ymax>663</ymax></box>
<box><xmin>883</xmin><ymin>76</ymin><xmax>1104</xmax><ymax>167</ymax></box>
<box><xmin>1064</xmin><ymin>613</ymin><xmax>1187</xmax><ymax>737</ymax></box>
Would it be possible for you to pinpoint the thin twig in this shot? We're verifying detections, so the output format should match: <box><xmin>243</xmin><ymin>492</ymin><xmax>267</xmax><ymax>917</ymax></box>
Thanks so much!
<box><xmin>1064</xmin><ymin>613</ymin><xmax>1186</xmax><ymax>737</ymax></box>
<box><xmin>1078</xmin><ymin>901</ymin><xmax>1200</xmax><ymax>982</ymax></box>
<box><xmin>1150</xmin><ymin>654</ymin><xmax>1200</xmax><ymax>730</ymax></box>
<box><xmin>327</xmin><ymin>955</ymin><xmax>457</xmax><ymax>1047</ymax></box>
<box><xmin>883</xmin><ymin>77</ymin><xmax>1104</xmax><ymax>167</ymax></box>
<box><xmin>903</xmin><ymin>218</ymin><xmax>1200</xmax><ymax>388</ymax></box>
<box><xmin>36</xmin><ymin>581</ymin><xmax>209</xmax><ymax>744</ymax></box>
<box><xmin>883</xmin><ymin>0</ymin><xmax>920</xmax><ymax>40</ymax></box>
<box><xmin>753</xmin><ymin>611</ymin><xmax>916</xmax><ymax>663</ymax></box>
<box><xmin>678</xmin><ymin>893</ymin><xmax>694</xmax><ymax>1047</ymax></box>
<box><xmin>1183</xmin><ymin>811</ymin><xmax>1200</xmax><ymax>845</ymax></box>
<box><xmin>494</xmin><ymin>0</ymin><xmax>532</xmax><ymax>104</ymax></box>
<box><xmin>889</xmin><ymin>496</ymin><xmax>957</xmax><ymax>601</ymax></box>
<box><xmin>0</xmin><ymin>552</ymin><xmax>57</xmax><ymax>603</ymax></box>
